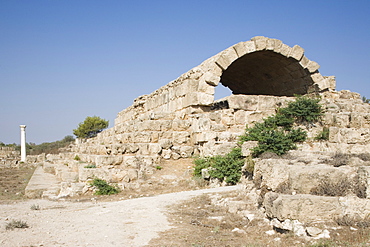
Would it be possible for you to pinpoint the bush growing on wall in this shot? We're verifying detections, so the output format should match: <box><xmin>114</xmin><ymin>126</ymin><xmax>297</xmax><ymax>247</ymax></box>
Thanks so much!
<box><xmin>193</xmin><ymin>95</ymin><xmax>324</xmax><ymax>184</ymax></box>
<box><xmin>193</xmin><ymin>147</ymin><xmax>244</xmax><ymax>185</ymax></box>
<box><xmin>90</xmin><ymin>178</ymin><xmax>119</xmax><ymax>195</ymax></box>
<box><xmin>240</xmin><ymin>96</ymin><xmax>322</xmax><ymax>157</ymax></box>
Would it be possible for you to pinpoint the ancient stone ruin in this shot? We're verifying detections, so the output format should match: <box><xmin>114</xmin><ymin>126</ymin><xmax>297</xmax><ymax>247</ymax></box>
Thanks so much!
<box><xmin>0</xmin><ymin>147</ymin><xmax>20</xmax><ymax>168</ymax></box>
<box><xmin>71</xmin><ymin>35</ymin><xmax>335</xmax><ymax>170</ymax></box>
<box><xmin>25</xmin><ymin>36</ymin><xmax>370</xmax><ymax>238</ymax></box>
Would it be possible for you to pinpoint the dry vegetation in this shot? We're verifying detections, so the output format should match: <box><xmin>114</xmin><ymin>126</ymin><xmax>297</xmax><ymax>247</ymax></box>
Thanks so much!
<box><xmin>0</xmin><ymin>166</ymin><xmax>35</xmax><ymax>202</ymax></box>
<box><xmin>3</xmin><ymin>161</ymin><xmax>370</xmax><ymax>246</ymax></box>
<box><xmin>148</xmin><ymin>191</ymin><xmax>309</xmax><ymax>247</ymax></box>
<box><xmin>147</xmin><ymin>191</ymin><xmax>370</xmax><ymax>247</ymax></box>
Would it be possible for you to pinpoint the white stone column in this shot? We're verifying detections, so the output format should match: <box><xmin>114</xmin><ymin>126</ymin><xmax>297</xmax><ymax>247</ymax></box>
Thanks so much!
<box><xmin>20</xmin><ymin>125</ymin><xmax>26</xmax><ymax>162</ymax></box>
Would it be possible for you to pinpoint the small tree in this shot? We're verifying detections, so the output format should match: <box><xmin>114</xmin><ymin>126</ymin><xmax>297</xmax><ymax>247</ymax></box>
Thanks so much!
<box><xmin>73</xmin><ymin>116</ymin><xmax>109</xmax><ymax>139</ymax></box>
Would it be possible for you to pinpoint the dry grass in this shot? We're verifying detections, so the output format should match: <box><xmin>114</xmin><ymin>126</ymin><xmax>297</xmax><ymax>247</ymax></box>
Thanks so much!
<box><xmin>5</xmin><ymin>219</ymin><xmax>29</xmax><ymax>230</ymax></box>
<box><xmin>326</xmin><ymin>152</ymin><xmax>370</xmax><ymax>167</ymax></box>
<box><xmin>335</xmin><ymin>214</ymin><xmax>370</xmax><ymax>228</ymax></box>
<box><xmin>148</xmin><ymin>192</ymin><xmax>314</xmax><ymax>247</ymax></box>
<box><xmin>310</xmin><ymin>177</ymin><xmax>352</xmax><ymax>197</ymax></box>
<box><xmin>310</xmin><ymin>176</ymin><xmax>367</xmax><ymax>198</ymax></box>
<box><xmin>0</xmin><ymin>167</ymin><xmax>35</xmax><ymax>202</ymax></box>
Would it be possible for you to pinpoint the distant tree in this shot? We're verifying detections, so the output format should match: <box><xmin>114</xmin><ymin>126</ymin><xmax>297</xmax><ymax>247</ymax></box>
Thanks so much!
<box><xmin>73</xmin><ymin>116</ymin><xmax>109</xmax><ymax>139</ymax></box>
<box><xmin>62</xmin><ymin>135</ymin><xmax>75</xmax><ymax>142</ymax></box>
<box><xmin>362</xmin><ymin>96</ymin><xmax>370</xmax><ymax>104</ymax></box>
<box><xmin>25</xmin><ymin>136</ymin><xmax>76</xmax><ymax>155</ymax></box>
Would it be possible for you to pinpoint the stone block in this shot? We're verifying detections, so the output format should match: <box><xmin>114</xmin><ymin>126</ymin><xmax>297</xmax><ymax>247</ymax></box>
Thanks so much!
<box><xmin>126</xmin><ymin>169</ymin><xmax>138</xmax><ymax>182</ymax></box>
<box><xmin>203</xmin><ymin>71</ymin><xmax>220</xmax><ymax>86</ymax></box>
<box><xmin>159</xmin><ymin>139</ymin><xmax>173</xmax><ymax>149</ymax></box>
<box><xmin>214</xmin><ymin>143</ymin><xmax>237</xmax><ymax>156</ymax></box>
<box><xmin>325</xmin><ymin>75</ymin><xmax>336</xmax><ymax>90</ymax></box>
<box><xmin>148</xmin><ymin>143</ymin><xmax>162</xmax><ymax>155</ymax></box>
<box><xmin>183</xmin><ymin>92</ymin><xmax>213</xmax><ymax>107</ymax></box>
<box><xmin>233</xmin><ymin>41</ymin><xmax>257</xmax><ymax>57</ymax></box>
<box><xmin>79</xmin><ymin>168</ymin><xmax>110</xmax><ymax>182</ymax></box>
<box><xmin>209</xmin><ymin>112</ymin><xmax>221</xmax><ymax>123</ymax></box>
<box><xmin>191</xmin><ymin>132</ymin><xmax>213</xmax><ymax>144</ymax></box>
<box><xmin>123</xmin><ymin>156</ymin><xmax>139</xmax><ymax>168</ymax></box>
<box><xmin>252</xmin><ymin>36</ymin><xmax>268</xmax><ymax>50</ymax></box>
<box><xmin>172</xmin><ymin>119</ymin><xmax>191</xmax><ymax>131</ymax></box>
<box><xmin>184</xmin><ymin>78</ymin><xmax>199</xmax><ymax>92</ymax></box>
<box><xmin>210</xmin><ymin>124</ymin><xmax>227</xmax><ymax>132</ymax></box>
<box><xmin>227</xmin><ymin>95</ymin><xmax>258</xmax><ymax>111</ymax></box>
<box><xmin>306</xmin><ymin>60</ymin><xmax>320</xmax><ymax>73</ymax></box>
<box><xmin>180</xmin><ymin>146</ymin><xmax>194</xmax><ymax>158</ymax></box>
<box><xmin>265</xmin><ymin>38</ymin><xmax>277</xmax><ymax>50</ymax></box>
<box><xmin>264</xmin><ymin>192</ymin><xmax>341</xmax><ymax>222</ymax></box>
<box><xmin>221</xmin><ymin>114</ymin><xmax>234</xmax><ymax>126</ymax></box>
<box><xmin>162</xmin><ymin>149</ymin><xmax>172</xmax><ymax>159</ymax></box>
<box><xmin>215</xmin><ymin>47</ymin><xmax>239</xmax><ymax>70</ymax></box>
<box><xmin>137</xmin><ymin>143</ymin><xmax>149</xmax><ymax>155</ymax></box>
<box><xmin>234</xmin><ymin>110</ymin><xmax>247</xmax><ymax>125</ymax></box>
<box><xmin>288</xmin><ymin>45</ymin><xmax>304</xmax><ymax>61</ymax></box>
<box><xmin>233</xmin><ymin>42</ymin><xmax>248</xmax><ymax>57</ymax></box>
<box><xmin>133</xmin><ymin>132</ymin><xmax>151</xmax><ymax>143</ymax></box>
<box><xmin>198</xmin><ymin>77</ymin><xmax>215</xmax><ymax>95</ymax></box>
<box><xmin>173</xmin><ymin>131</ymin><xmax>190</xmax><ymax>145</ymax></box>
<box><xmin>299</xmin><ymin>55</ymin><xmax>310</xmax><ymax>68</ymax></box>
<box><xmin>276</xmin><ymin>43</ymin><xmax>292</xmax><ymax>56</ymax></box>
<box><xmin>159</xmin><ymin>120</ymin><xmax>173</xmax><ymax>131</ymax></box>
<box><xmin>191</xmin><ymin>117</ymin><xmax>211</xmax><ymax>132</ymax></box>
<box><xmin>95</xmin><ymin>155</ymin><xmax>123</xmax><ymax>166</ymax></box>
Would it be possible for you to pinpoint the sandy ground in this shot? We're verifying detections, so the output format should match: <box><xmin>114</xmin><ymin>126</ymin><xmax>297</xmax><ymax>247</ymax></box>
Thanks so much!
<box><xmin>0</xmin><ymin>185</ymin><xmax>238</xmax><ymax>247</ymax></box>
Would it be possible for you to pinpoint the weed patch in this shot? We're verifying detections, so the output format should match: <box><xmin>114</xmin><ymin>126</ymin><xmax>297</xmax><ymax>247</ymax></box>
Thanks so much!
<box><xmin>90</xmin><ymin>178</ymin><xmax>119</xmax><ymax>195</ymax></box>
<box><xmin>30</xmin><ymin>204</ymin><xmax>40</xmax><ymax>210</ymax></box>
<box><xmin>193</xmin><ymin>147</ymin><xmax>244</xmax><ymax>185</ymax></box>
<box><xmin>310</xmin><ymin>176</ymin><xmax>366</xmax><ymax>198</ymax></box>
<box><xmin>5</xmin><ymin>219</ymin><xmax>29</xmax><ymax>230</ymax></box>
<box><xmin>84</xmin><ymin>164</ymin><xmax>96</xmax><ymax>168</ymax></box>
<box><xmin>240</xmin><ymin>96</ymin><xmax>323</xmax><ymax>157</ymax></box>
<box><xmin>335</xmin><ymin>214</ymin><xmax>370</xmax><ymax>228</ymax></box>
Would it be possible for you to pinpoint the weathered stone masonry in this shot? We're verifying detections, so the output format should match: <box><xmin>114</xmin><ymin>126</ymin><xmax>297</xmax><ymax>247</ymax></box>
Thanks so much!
<box><xmin>67</xmin><ymin>36</ymin><xmax>338</xmax><ymax>184</ymax></box>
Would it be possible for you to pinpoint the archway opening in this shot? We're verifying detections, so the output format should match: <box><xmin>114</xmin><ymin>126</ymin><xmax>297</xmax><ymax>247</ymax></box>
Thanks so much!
<box><xmin>220</xmin><ymin>50</ymin><xmax>314</xmax><ymax>96</ymax></box>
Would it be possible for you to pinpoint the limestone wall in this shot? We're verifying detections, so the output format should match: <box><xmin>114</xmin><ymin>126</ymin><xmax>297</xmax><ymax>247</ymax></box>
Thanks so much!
<box><xmin>61</xmin><ymin>36</ymin><xmax>352</xmax><ymax>186</ymax></box>
<box><xmin>73</xmin><ymin>94</ymin><xmax>295</xmax><ymax>159</ymax></box>
<box><xmin>73</xmin><ymin>36</ymin><xmax>339</xmax><ymax>163</ymax></box>
<box><xmin>114</xmin><ymin>36</ymin><xmax>335</xmax><ymax>126</ymax></box>
<box><xmin>0</xmin><ymin>147</ymin><xmax>20</xmax><ymax>167</ymax></box>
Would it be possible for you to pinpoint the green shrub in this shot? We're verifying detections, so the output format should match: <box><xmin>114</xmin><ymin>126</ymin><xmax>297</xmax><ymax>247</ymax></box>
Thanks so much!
<box><xmin>279</xmin><ymin>96</ymin><xmax>323</xmax><ymax>124</ymax></box>
<box><xmin>248</xmin><ymin>129</ymin><xmax>297</xmax><ymax>156</ymax></box>
<box><xmin>193</xmin><ymin>147</ymin><xmax>244</xmax><ymax>185</ymax></box>
<box><xmin>74</xmin><ymin>155</ymin><xmax>81</xmax><ymax>161</ymax></box>
<box><xmin>155</xmin><ymin>166</ymin><xmax>163</xmax><ymax>170</ymax></box>
<box><xmin>90</xmin><ymin>178</ymin><xmax>119</xmax><ymax>195</ymax></box>
<box><xmin>193</xmin><ymin>157</ymin><xmax>212</xmax><ymax>177</ymax></box>
<box><xmin>362</xmin><ymin>96</ymin><xmax>370</xmax><ymax>104</ymax></box>
<box><xmin>84</xmin><ymin>164</ymin><xmax>96</xmax><ymax>168</ymax></box>
<box><xmin>240</xmin><ymin>96</ymin><xmax>323</xmax><ymax>157</ymax></box>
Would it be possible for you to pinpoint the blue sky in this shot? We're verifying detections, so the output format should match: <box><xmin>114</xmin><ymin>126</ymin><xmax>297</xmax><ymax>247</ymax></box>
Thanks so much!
<box><xmin>1</xmin><ymin>0</ymin><xmax>369</xmax><ymax>144</ymax></box>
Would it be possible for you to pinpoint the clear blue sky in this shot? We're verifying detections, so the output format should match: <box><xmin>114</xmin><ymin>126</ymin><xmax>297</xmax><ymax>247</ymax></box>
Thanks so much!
<box><xmin>1</xmin><ymin>0</ymin><xmax>369</xmax><ymax>144</ymax></box>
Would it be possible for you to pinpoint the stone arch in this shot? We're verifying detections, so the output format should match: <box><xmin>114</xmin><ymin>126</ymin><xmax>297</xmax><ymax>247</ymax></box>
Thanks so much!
<box><xmin>200</xmin><ymin>36</ymin><xmax>335</xmax><ymax>98</ymax></box>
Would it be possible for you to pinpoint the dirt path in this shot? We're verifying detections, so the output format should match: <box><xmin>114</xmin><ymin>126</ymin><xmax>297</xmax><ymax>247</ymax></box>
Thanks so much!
<box><xmin>0</xmin><ymin>185</ymin><xmax>238</xmax><ymax>247</ymax></box>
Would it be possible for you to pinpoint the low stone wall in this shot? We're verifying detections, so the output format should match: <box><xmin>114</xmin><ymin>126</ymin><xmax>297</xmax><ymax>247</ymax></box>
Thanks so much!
<box><xmin>72</xmin><ymin>94</ymin><xmax>295</xmax><ymax>159</ymax></box>
<box><xmin>0</xmin><ymin>147</ymin><xmax>20</xmax><ymax>168</ymax></box>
